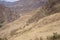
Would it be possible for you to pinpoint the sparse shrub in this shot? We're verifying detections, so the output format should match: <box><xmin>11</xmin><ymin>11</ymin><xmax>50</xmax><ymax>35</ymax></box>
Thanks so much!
<box><xmin>0</xmin><ymin>25</ymin><xmax>2</xmax><ymax>28</ymax></box>
<box><xmin>47</xmin><ymin>32</ymin><xmax>60</xmax><ymax>40</ymax></box>
<box><xmin>0</xmin><ymin>21</ymin><xmax>4</xmax><ymax>28</ymax></box>
<box><xmin>40</xmin><ymin>37</ymin><xmax>43</xmax><ymax>40</ymax></box>
<box><xmin>0</xmin><ymin>37</ymin><xmax>8</xmax><ymax>40</ymax></box>
<box><xmin>0</xmin><ymin>38</ymin><xmax>3</xmax><ymax>40</ymax></box>
<box><xmin>0</xmin><ymin>21</ymin><xmax>4</xmax><ymax>24</ymax></box>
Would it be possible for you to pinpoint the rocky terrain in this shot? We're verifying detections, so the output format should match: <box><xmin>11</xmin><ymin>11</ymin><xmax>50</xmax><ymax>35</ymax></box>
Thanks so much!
<box><xmin>0</xmin><ymin>0</ymin><xmax>60</xmax><ymax>40</ymax></box>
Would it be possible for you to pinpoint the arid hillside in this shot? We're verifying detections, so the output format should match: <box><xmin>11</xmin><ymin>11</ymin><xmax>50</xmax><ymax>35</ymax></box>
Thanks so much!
<box><xmin>0</xmin><ymin>0</ymin><xmax>60</xmax><ymax>40</ymax></box>
<box><xmin>0</xmin><ymin>12</ymin><xmax>60</xmax><ymax>40</ymax></box>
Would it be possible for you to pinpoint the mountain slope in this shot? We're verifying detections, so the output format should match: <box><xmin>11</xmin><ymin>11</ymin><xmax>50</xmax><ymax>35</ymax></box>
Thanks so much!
<box><xmin>0</xmin><ymin>0</ymin><xmax>60</xmax><ymax>40</ymax></box>
<box><xmin>0</xmin><ymin>4</ymin><xmax>20</xmax><ymax>24</ymax></box>
<box><xmin>5</xmin><ymin>0</ymin><xmax>46</xmax><ymax>15</ymax></box>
